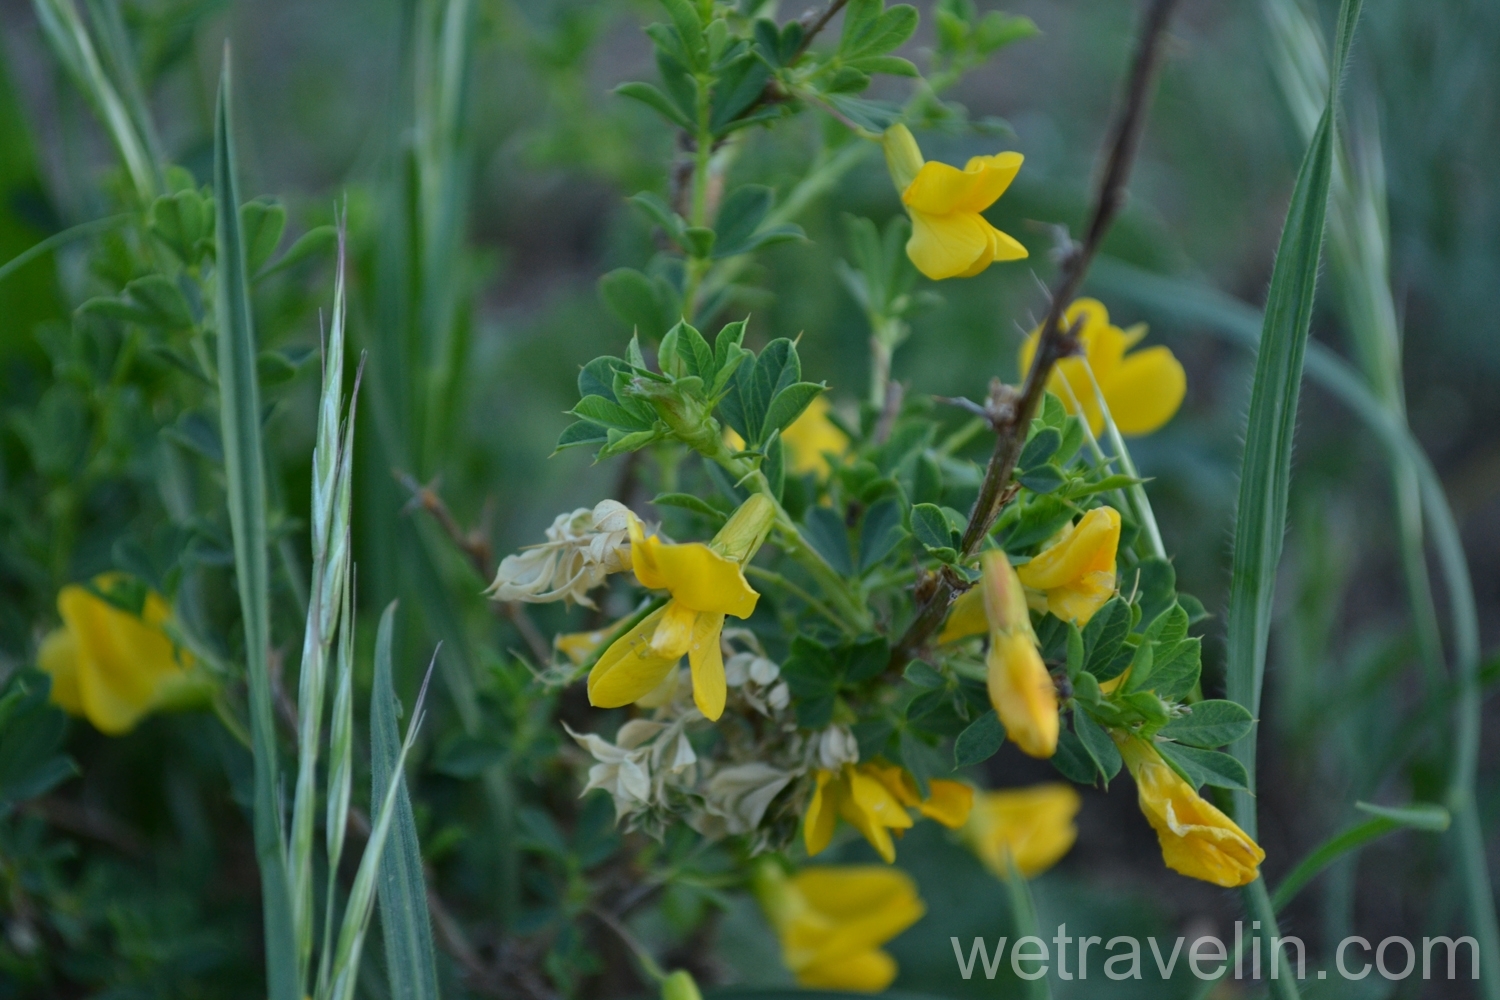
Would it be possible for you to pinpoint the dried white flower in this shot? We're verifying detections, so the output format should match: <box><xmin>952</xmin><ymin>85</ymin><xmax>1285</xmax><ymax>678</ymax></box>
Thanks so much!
<box><xmin>488</xmin><ymin>500</ymin><xmax>633</xmax><ymax>608</ymax></box>
<box><xmin>767</xmin><ymin>682</ymin><xmax>790</xmax><ymax>711</ymax></box>
<box><xmin>565</xmin><ymin>722</ymin><xmax>657</xmax><ymax>820</ymax></box>
<box><xmin>816</xmin><ymin>725</ymin><xmax>860</xmax><ymax>770</ymax></box>
<box><xmin>703</xmin><ymin>763</ymin><xmax>795</xmax><ymax>834</ymax></box>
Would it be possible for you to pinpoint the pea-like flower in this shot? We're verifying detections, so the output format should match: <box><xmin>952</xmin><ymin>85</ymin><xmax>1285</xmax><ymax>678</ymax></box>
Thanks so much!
<box><xmin>487</xmin><ymin>500</ymin><xmax>633</xmax><ymax>607</ymax></box>
<box><xmin>803</xmin><ymin>761</ymin><xmax>972</xmax><ymax>863</ymax></box>
<box><xmin>1015</xmin><ymin>505</ymin><xmax>1121</xmax><ymax>625</ymax></box>
<box><xmin>1116</xmin><ymin>734</ymin><xmax>1264</xmax><ymax>887</ymax></box>
<box><xmin>961</xmin><ymin>784</ymin><xmax>1081</xmax><ymax>880</ymax></box>
<box><xmin>753</xmin><ymin>860</ymin><xmax>925</xmax><ymax>992</ymax></box>
<box><xmin>980</xmin><ymin>551</ymin><xmax>1059</xmax><ymax>759</ymax></box>
<box><xmin>38</xmin><ymin>575</ymin><xmax>204</xmax><ymax>735</ymax></box>
<box><xmin>588</xmin><ymin>495</ymin><xmax>775</xmax><ymax>721</ymax></box>
<box><xmin>1019</xmin><ymin>298</ymin><xmax>1186</xmax><ymax>436</ymax></box>
<box><xmin>882</xmin><ymin>124</ymin><xmax>1028</xmax><ymax>281</ymax></box>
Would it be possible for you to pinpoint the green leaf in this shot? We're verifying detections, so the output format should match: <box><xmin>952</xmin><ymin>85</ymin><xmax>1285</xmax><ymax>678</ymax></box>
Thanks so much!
<box><xmin>954</xmin><ymin>710</ymin><xmax>1006</xmax><ymax>769</ymax></box>
<box><xmin>616</xmin><ymin>81</ymin><xmax>694</xmax><ymax>129</ymax></box>
<box><xmin>802</xmin><ymin>506</ymin><xmax>853</xmax><ymax>577</ymax></box>
<box><xmin>1271</xmin><ymin>802</ymin><xmax>1449</xmax><ymax>913</ymax></box>
<box><xmin>629</xmin><ymin>191</ymin><xmax>689</xmax><ymax>246</ymax></box>
<box><xmin>555</xmin><ymin>420</ymin><xmax>608</xmax><ymax>453</ymax></box>
<box><xmin>910</xmin><ymin>503</ymin><xmax>956</xmax><ymax>553</ymax></box>
<box><xmin>1081</xmin><ymin>597</ymin><xmax>1131</xmax><ymax>680</ymax></box>
<box><xmin>371</xmin><ymin>603</ymin><xmax>440</xmax><ymax>1000</ymax></box>
<box><xmin>841</xmin><ymin>0</ymin><xmax>919</xmax><ymax>58</ymax></box>
<box><xmin>574</xmin><ymin>394</ymin><xmax>654</xmax><ymax>432</ymax></box>
<box><xmin>256</xmin><ymin>224</ymin><xmax>336</xmax><ymax>281</ymax></box>
<box><xmin>1073</xmin><ymin>710</ymin><xmax>1121</xmax><ymax>785</ymax></box>
<box><xmin>1159</xmin><ymin>700</ymin><xmax>1254</xmax><ymax>748</ymax></box>
<box><xmin>150</xmin><ymin>189</ymin><xmax>210</xmax><ymax>264</ymax></box>
<box><xmin>1051</xmin><ymin>728</ymin><xmax>1097</xmax><ymax>785</ymax></box>
<box><xmin>1019</xmin><ymin>426</ymin><xmax>1061</xmax><ymax>468</ymax></box>
<box><xmin>822</xmin><ymin>93</ymin><xmax>902</xmax><ymax>132</ymax></box>
<box><xmin>714</xmin><ymin>186</ymin><xmax>772</xmax><ymax>255</ymax></box>
<box><xmin>858</xmin><ymin>498</ymin><xmax>905</xmax><ymax>572</ymax></box>
<box><xmin>1156</xmin><ymin>741</ymin><xmax>1250</xmax><ymax>792</ymax></box>
<box><xmin>1222</xmin><ymin>0</ymin><xmax>1364</xmax><ymax>830</ymax></box>
<box><xmin>1017</xmin><ymin>465</ymin><xmax>1066</xmax><ymax>494</ymax></box>
<box><xmin>213</xmin><ymin>60</ymin><xmax>297</xmax><ymax>1000</ymax></box>
<box><xmin>763</xmin><ymin>381</ymin><xmax>824</xmax><ymax>437</ymax></box>
<box><xmin>240</xmin><ymin>198</ymin><xmax>286</xmax><ymax>274</ymax></box>
<box><xmin>125</xmin><ymin>274</ymin><xmax>193</xmax><ymax>329</ymax></box>
<box><xmin>652</xmin><ymin>492</ymin><xmax>729</xmax><ymax>525</ymax></box>
<box><xmin>600</xmin><ymin>267</ymin><xmax>681</xmax><ymax>341</ymax></box>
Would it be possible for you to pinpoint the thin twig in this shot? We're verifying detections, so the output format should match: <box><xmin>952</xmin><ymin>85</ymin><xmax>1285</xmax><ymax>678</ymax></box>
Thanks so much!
<box><xmin>887</xmin><ymin>0</ymin><xmax>1181</xmax><ymax>672</ymax></box>
<box><xmin>393</xmin><ymin>469</ymin><xmax>553</xmax><ymax>663</ymax></box>
<box><xmin>872</xmin><ymin>379</ymin><xmax>904</xmax><ymax>446</ymax></box>
<box><xmin>796</xmin><ymin>0</ymin><xmax>851</xmax><ymax>56</ymax></box>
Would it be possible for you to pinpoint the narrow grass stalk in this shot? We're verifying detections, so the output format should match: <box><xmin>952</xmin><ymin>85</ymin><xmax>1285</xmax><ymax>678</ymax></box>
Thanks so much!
<box><xmin>317</xmin><ymin>555</ymin><xmax>356</xmax><ymax>1000</ymax></box>
<box><xmin>212</xmin><ymin>52</ymin><xmax>299</xmax><ymax>1000</ymax></box>
<box><xmin>0</xmin><ymin>214</ymin><xmax>129</xmax><ymax>286</ymax></box>
<box><xmin>31</xmin><ymin>0</ymin><xmax>159</xmax><ymax>201</ymax></box>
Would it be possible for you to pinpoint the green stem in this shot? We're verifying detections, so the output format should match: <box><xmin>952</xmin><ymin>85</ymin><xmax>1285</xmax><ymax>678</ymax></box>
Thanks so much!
<box><xmin>1241</xmin><ymin>878</ymin><xmax>1302</xmax><ymax>1000</ymax></box>
<box><xmin>745</xmin><ymin>565</ymin><xmax>852</xmax><ymax>636</ymax></box>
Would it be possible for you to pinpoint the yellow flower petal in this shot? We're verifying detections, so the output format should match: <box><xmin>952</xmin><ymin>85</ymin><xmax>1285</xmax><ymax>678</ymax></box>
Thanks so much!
<box><xmin>906</xmin><ymin>207</ymin><xmax>992</xmax><ymax>281</ymax></box>
<box><xmin>963</xmin><ymin>784</ymin><xmax>1081</xmax><ymax>879</ymax></box>
<box><xmin>987</xmin><ymin>632</ymin><xmax>1058</xmax><ymax>759</ymax></box>
<box><xmin>1016</xmin><ymin>506</ymin><xmax>1120</xmax><ymax>625</ymax></box>
<box><xmin>803</xmin><ymin>769</ymin><xmax>839</xmax><ymax>857</ymax></box>
<box><xmin>650</xmin><ymin>600</ymin><xmax>699</xmax><ymax>660</ymax></box>
<box><xmin>1019</xmin><ymin>298</ymin><xmax>1184</xmax><ymax>437</ymax></box>
<box><xmin>687</xmin><ymin>611</ymin><xmax>726</xmax><ymax>720</ymax></box>
<box><xmin>795</xmin><ymin>949</ymin><xmax>897</xmax><ymax>992</ymax></box>
<box><xmin>38</xmin><ymin>628</ymin><xmax>84</xmax><ymax>716</ymax></box>
<box><xmin>1118</xmin><ymin>736</ymin><xmax>1264</xmax><ymax>887</ymax></box>
<box><xmin>902</xmin><ymin>154</ymin><xmax>1022</xmax><ymax>216</ymax></box>
<box><xmin>554</xmin><ymin>628</ymin><xmax>612</xmax><ymax>666</ymax></box>
<box><xmin>588</xmin><ymin>607</ymin><xmax>680</xmax><ymax>709</ymax></box>
<box><xmin>917</xmin><ymin>779</ymin><xmax>974</xmax><ymax>828</ymax></box>
<box><xmin>631</xmin><ymin>530</ymin><xmax>758</xmax><ymax>618</ymax></box>
<box><xmin>842</xmin><ymin>766</ymin><xmax>913</xmax><ymax>863</ymax></box>
<box><xmin>938</xmin><ymin>586</ymin><xmax>988</xmax><ymax>644</ymax></box>
<box><xmin>1101</xmin><ymin>345</ymin><xmax>1186</xmax><ymax>435</ymax></box>
<box><xmin>58</xmin><ymin>582</ymin><xmax>192</xmax><ymax>735</ymax></box>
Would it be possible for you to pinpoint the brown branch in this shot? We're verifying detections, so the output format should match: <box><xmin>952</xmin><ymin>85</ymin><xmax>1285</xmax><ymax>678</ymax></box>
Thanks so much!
<box><xmin>22</xmin><ymin>797</ymin><xmax>147</xmax><ymax>858</ymax></box>
<box><xmin>795</xmin><ymin>0</ymin><xmax>850</xmax><ymax>58</ymax></box>
<box><xmin>887</xmin><ymin>0</ymin><xmax>1181</xmax><ymax>673</ymax></box>
<box><xmin>394</xmin><ymin>469</ymin><xmax>553</xmax><ymax>664</ymax></box>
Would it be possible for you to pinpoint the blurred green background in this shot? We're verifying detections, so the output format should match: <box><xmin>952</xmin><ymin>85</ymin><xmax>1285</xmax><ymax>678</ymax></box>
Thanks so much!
<box><xmin>1</xmin><ymin>0</ymin><xmax>1498</xmax><ymax>996</ymax></box>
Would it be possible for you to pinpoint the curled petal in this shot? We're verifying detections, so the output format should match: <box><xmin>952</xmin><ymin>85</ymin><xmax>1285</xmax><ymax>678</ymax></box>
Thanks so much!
<box><xmin>688</xmin><ymin>611</ymin><xmax>727</xmax><ymax>720</ymax></box>
<box><xmin>803</xmin><ymin>769</ymin><xmax>839</xmax><ymax>857</ymax></box>
<box><xmin>902</xmin><ymin>154</ymin><xmax>1023</xmax><ymax>215</ymax></box>
<box><xmin>987</xmin><ymin>632</ymin><xmax>1059</xmax><ymax>759</ymax></box>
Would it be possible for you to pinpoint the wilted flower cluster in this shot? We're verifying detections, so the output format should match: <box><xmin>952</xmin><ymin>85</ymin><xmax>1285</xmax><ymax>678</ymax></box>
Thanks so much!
<box><xmin>486</xmin><ymin>500</ymin><xmax>632</xmax><ymax>607</ymax></box>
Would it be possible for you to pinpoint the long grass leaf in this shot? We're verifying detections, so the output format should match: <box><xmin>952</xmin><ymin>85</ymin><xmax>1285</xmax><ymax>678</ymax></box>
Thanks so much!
<box><xmin>328</xmin><ymin>607</ymin><xmax>434</xmax><ymax>1000</ymax></box>
<box><xmin>1220</xmin><ymin>2</ymin><xmax>1361</xmax><ymax>996</ymax></box>
<box><xmin>371</xmin><ymin>601</ymin><xmax>440</xmax><ymax>1000</ymax></box>
<box><xmin>213</xmin><ymin>52</ymin><xmax>299</xmax><ymax>1000</ymax></box>
<box><xmin>0</xmin><ymin>213</ymin><xmax>129</xmax><ymax>287</ymax></box>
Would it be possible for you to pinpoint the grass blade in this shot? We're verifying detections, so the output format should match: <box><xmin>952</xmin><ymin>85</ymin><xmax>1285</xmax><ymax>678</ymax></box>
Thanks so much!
<box><xmin>1270</xmin><ymin>803</ymin><xmax>1450</xmax><ymax>912</ymax></box>
<box><xmin>1220</xmin><ymin>1</ymin><xmax>1361</xmax><ymax>996</ymax></box>
<box><xmin>214</xmin><ymin>51</ymin><xmax>299</xmax><ymax>1000</ymax></box>
<box><xmin>371</xmin><ymin>601</ymin><xmax>440</xmax><ymax>1000</ymax></box>
<box><xmin>328</xmin><ymin>606</ymin><xmax>434</xmax><ymax>1000</ymax></box>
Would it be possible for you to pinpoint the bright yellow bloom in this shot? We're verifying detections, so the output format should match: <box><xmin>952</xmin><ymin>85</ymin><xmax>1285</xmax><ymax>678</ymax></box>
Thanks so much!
<box><xmin>882</xmin><ymin>124</ymin><xmax>1027</xmax><ymax>281</ymax></box>
<box><xmin>803</xmin><ymin>762</ymin><xmax>971</xmax><ymax>863</ymax></box>
<box><xmin>1015</xmin><ymin>506</ymin><xmax>1120</xmax><ymax>625</ymax></box>
<box><xmin>588</xmin><ymin>496</ymin><xmax>773</xmax><ymax>720</ymax></box>
<box><xmin>781</xmin><ymin>395</ymin><xmax>849</xmax><ymax>477</ymax></box>
<box><xmin>38</xmin><ymin>575</ymin><xmax>201</xmax><ymax>735</ymax></box>
<box><xmin>1116</xmin><ymin>735</ymin><xmax>1264</xmax><ymax>887</ymax></box>
<box><xmin>754</xmin><ymin>860</ymin><xmax>925</xmax><ymax>992</ymax></box>
<box><xmin>1019</xmin><ymin>298</ymin><xmax>1186</xmax><ymax>436</ymax></box>
<box><xmin>962</xmin><ymin>784</ymin><xmax>1081</xmax><ymax>879</ymax></box>
<box><xmin>980</xmin><ymin>552</ymin><xmax>1058</xmax><ymax>759</ymax></box>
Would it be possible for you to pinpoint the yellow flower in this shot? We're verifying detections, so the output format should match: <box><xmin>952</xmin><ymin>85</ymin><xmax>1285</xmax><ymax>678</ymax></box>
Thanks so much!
<box><xmin>781</xmin><ymin>395</ymin><xmax>849</xmax><ymax>477</ymax></box>
<box><xmin>38</xmin><ymin>575</ymin><xmax>202</xmax><ymax>735</ymax></box>
<box><xmin>1015</xmin><ymin>506</ymin><xmax>1120</xmax><ymax>625</ymax></box>
<box><xmin>803</xmin><ymin>762</ymin><xmax>971</xmax><ymax>863</ymax></box>
<box><xmin>588</xmin><ymin>496</ymin><xmax>773</xmax><ymax>720</ymax></box>
<box><xmin>961</xmin><ymin>784</ymin><xmax>1081</xmax><ymax>879</ymax></box>
<box><xmin>754</xmin><ymin>860</ymin><xmax>924</xmax><ymax>992</ymax></box>
<box><xmin>979</xmin><ymin>552</ymin><xmax>1058</xmax><ymax>759</ymax></box>
<box><xmin>882</xmin><ymin>124</ymin><xmax>1028</xmax><ymax>281</ymax></box>
<box><xmin>1116</xmin><ymin>735</ymin><xmax>1264</xmax><ymax>887</ymax></box>
<box><xmin>1019</xmin><ymin>298</ymin><xmax>1186</xmax><ymax>436</ymax></box>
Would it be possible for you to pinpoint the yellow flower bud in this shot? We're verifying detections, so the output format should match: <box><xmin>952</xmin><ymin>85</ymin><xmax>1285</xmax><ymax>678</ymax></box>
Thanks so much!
<box><xmin>961</xmin><ymin>784</ymin><xmax>1081</xmax><ymax>880</ymax></box>
<box><xmin>1116</xmin><ymin>735</ymin><xmax>1265</xmax><ymax>887</ymax></box>
<box><xmin>988</xmin><ymin>632</ymin><xmax>1058</xmax><ymax>759</ymax></box>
